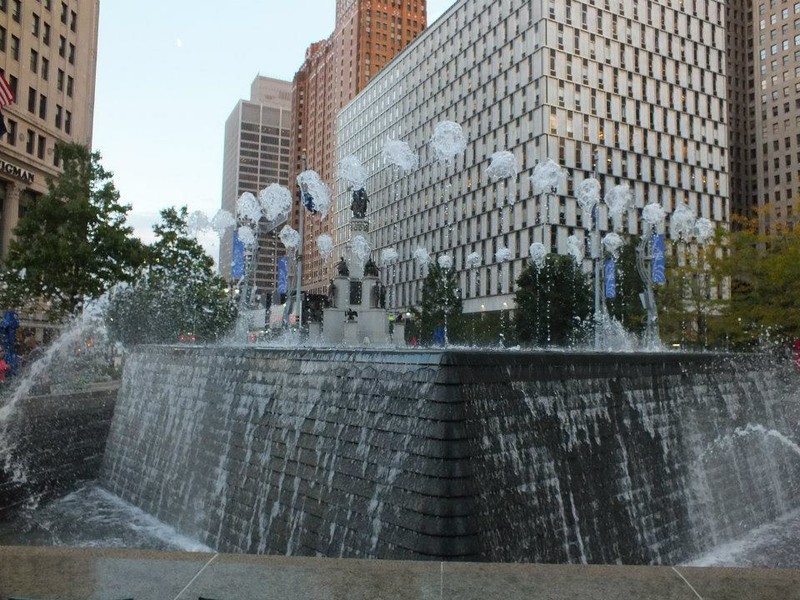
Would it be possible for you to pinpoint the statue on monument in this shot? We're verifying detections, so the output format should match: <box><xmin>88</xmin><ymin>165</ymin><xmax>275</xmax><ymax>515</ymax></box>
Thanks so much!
<box><xmin>351</xmin><ymin>187</ymin><xmax>369</xmax><ymax>219</ymax></box>
<box><xmin>364</xmin><ymin>258</ymin><xmax>379</xmax><ymax>278</ymax></box>
<box><xmin>337</xmin><ymin>257</ymin><xmax>349</xmax><ymax>277</ymax></box>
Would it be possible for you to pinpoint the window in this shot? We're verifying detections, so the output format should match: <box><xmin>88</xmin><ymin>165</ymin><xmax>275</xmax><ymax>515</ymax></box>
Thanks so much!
<box><xmin>66</xmin><ymin>75</ymin><xmax>73</xmax><ymax>97</ymax></box>
<box><xmin>27</xmin><ymin>87</ymin><xmax>36</xmax><ymax>113</ymax></box>
<box><xmin>11</xmin><ymin>0</ymin><xmax>19</xmax><ymax>22</ymax></box>
<box><xmin>41</xmin><ymin>57</ymin><xmax>48</xmax><ymax>80</ymax></box>
<box><xmin>68</xmin><ymin>43</ymin><xmax>74</xmax><ymax>64</ymax></box>
<box><xmin>6</xmin><ymin>118</ymin><xmax>16</xmax><ymax>145</ymax></box>
<box><xmin>58</xmin><ymin>35</ymin><xmax>65</xmax><ymax>57</ymax></box>
<box><xmin>43</xmin><ymin>23</ymin><xmax>50</xmax><ymax>45</ymax></box>
<box><xmin>32</xmin><ymin>13</ymin><xmax>40</xmax><ymax>36</ymax></box>
<box><xmin>60</xmin><ymin>2</ymin><xmax>67</xmax><ymax>24</ymax></box>
<box><xmin>64</xmin><ymin>110</ymin><xmax>71</xmax><ymax>134</ymax></box>
<box><xmin>70</xmin><ymin>10</ymin><xmax>76</xmax><ymax>32</ymax></box>
<box><xmin>44</xmin><ymin>0</ymin><xmax>51</xmax><ymax>9</ymax></box>
<box><xmin>25</xmin><ymin>129</ymin><xmax>34</xmax><ymax>154</ymax></box>
<box><xmin>10</xmin><ymin>35</ymin><xmax>18</xmax><ymax>60</ymax></box>
<box><xmin>0</xmin><ymin>26</ymin><xmax>5</xmax><ymax>52</ymax></box>
<box><xmin>30</xmin><ymin>49</ymin><xmax>38</xmax><ymax>74</ymax></box>
<box><xmin>55</xmin><ymin>104</ymin><xmax>62</xmax><ymax>128</ymax></box>
<box><xmin>57</xmin><ymin>68</ymin><xmax>64</xmax><ymax>91</ymax></box>
<box><xmin>37</xmin><ymin>135</ymin><xmax>45</xmax><ymax>159</ymax></box>
<box><xmin>38</xmin><ymin>94</ymin><xmax>47</xmax><ymax>120</ymax></box>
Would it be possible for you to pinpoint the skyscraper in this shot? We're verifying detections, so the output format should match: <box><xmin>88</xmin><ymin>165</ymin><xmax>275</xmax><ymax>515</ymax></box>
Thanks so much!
<box><xmin>335</xmin><ymin>0</ymin><xmax>729</xmax><ymax>315</ymax></box>
<box><xmin>290</xmin><ymin>0</ymin><xmax>428</xmax><ymax>294</ymax></box>
<box><xmin>729</xmin><ymin>0</ymin><xmax>800</xmax><ymax>229</ymax></box>
<box><xmin>219</xmin><ymin>76</ymin><xmax>292</xmax><ymax>300</ymax></box>
<box><xmin>0</xmin><ymin>0</ymin><xmax>100</xmax><ymax>259</ymax></box>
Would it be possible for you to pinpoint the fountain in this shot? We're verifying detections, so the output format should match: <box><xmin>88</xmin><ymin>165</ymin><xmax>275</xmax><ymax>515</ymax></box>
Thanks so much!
<box><xmin>1</xmin><ymin>125</ymin><xmax>800</xmax><ymax>571</ymax></box>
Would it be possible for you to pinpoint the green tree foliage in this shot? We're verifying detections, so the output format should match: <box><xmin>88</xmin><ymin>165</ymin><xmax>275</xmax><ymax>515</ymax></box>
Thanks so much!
<box><xmin>514</xmin><ymin>254</ymin><xmax>592</xmax><ymax>346</ymax></box>
<box><xmin>712</xmin><ymin>216</ymin><xmax>800</xmax><ymax>348</ymax></box>
<box><xmin>0</xmin><ymin>142</ymin><xmax>145</xmax><ymax>316</ymax></box>
<box><xmin>605</xmin><ymin>238</ymin><xmax>646</xmax><ymax>332</ymax></box>
<box><xmin>656</xmin><ymin>233</ymin><xmax>726</xmax><ymax>349</ymax></box>
<box><xmin>411</xmin><ymin>261</ymin><xmax>464</xmax><ymax>344</ymax></box>
<box><xmin>105</xmin><ymin>206</ymin><xmax>237</xmax><ymax>345</ymax></box>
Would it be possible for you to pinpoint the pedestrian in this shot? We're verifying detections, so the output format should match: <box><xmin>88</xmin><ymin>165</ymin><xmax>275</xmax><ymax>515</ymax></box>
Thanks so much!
<box><xmin>0</xmin><ymin>356</ymin><xmax>10</xmax><ymax>383</ymax></box>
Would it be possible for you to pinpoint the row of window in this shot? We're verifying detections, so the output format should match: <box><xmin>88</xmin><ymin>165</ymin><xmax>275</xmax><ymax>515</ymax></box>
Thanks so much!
<box><xmin>3</xmin><ymin>118</ymin><xmax>62</xmax><ymax>166</ymax></box>
<box><xmin>24</xmin><ymin>86</ymin><xmax>72</xmax><ymax>130</ymax></box>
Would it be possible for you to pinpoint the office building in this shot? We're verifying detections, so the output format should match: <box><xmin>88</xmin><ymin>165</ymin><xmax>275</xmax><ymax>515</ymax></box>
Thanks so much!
<box><xmin>219</xmin><ymin>76</ymin><xmax>292</xmax><ymax>299</ymax></box>
<box><xmin>730</xmin><ymin>0</ymin><xmax>800</xmax><ymax>228</ymax></box>
<box><xmin>335</xmin><ymin>0</ymin><xmax>730</xmax><ymax>314</ymax></box>
<box><xmin>290</xmin><ymin>0</ymin><xmax>428</xmax><ymax>294</ymax></box>
<box><xmin>0</xmin><ymin>0</ymin><xmax>100</xmax><ymax>259</ymax></box>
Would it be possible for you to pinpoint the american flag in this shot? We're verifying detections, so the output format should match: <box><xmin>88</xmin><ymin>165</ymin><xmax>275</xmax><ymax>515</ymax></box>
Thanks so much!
<box><xmin>0</xmin><ymin>72</ymin><xmax>13</xmax><ymax>107</ymax></box>
<box><xmin>0</xmin><ymin>72</ymin><xmax>13</xmax><ymax>137</ymax></box>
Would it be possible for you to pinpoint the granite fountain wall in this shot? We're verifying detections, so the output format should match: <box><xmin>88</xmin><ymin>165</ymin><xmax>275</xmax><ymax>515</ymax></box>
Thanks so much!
<box><xmin>100</xmin><ymin>346</ymin><xmax>800</xmax><ymax>564</ymax></box>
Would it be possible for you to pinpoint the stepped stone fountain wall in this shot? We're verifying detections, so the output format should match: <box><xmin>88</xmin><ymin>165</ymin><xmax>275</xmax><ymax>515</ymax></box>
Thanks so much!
<box><xmin>100</xmin><ymin>346</ymin><xmax>800</xmax><ymax>564</ymax></box>
<box><xmin>0</xmin><ymin>385</ymin><xmax>119</xmax><ymax>516</ymax></box>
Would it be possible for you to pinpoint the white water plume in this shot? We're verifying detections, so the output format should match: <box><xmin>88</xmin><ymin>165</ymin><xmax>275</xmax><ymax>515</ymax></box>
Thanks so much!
<box><xmin>236</xmin><ymin>192</ymin><xmax>262</xmax><ymax>224</ymax></box>
<box><xmin>381</xmin><ymin>248</ymin><xmax>399</xmax><ymax>265</ymax></box>
<box><xmin>437</xmin><ymin>255</ymin><xmax>453</xmax><ymax>270</ymax></box>
<box><xmin>297</xmin><ymin>170</ymin><xmax>331</xmax><ymax>218</ymax></box>
<box><xmin>382</xmin><ymin>139</ymin><xmax>418</xmax><ymax>173</ymax></box>
<box><xmin>210</xmin><ymin>209</ymin><xmax>236</xmax><ymax>236</ymax></box>
<box><xmin>430</xmin><ymin>121</ymin><xmax>467</xmax><ymax>163</ymax></box>
<box><xmin>237</xmin><ymin>225</ymin><xmax>256</xmax><ymax>247</ymax></box>
<box><xmin>567</xmin><ymin>235</ymin><xmax>585</xmax><ymax>265</ymax></box>
<box><xmin>317</xmin><ymin>235</ymin><xmax>334</xmax><ymax>260</ymax></box>
<box><xmin>670</xmin><ymin>204</ymin><xmax>696</xmax><ymax>242</ymax></box>
<box><xmin>465</xmin><ymin>252</ymin><xmax>482</xmax><ymax>269</ymax></box>
<box><xmin>260</xmin><ymin>184</ymin><xmax>293</xmax><ymax>223</ymax></box>
<box><xmin>339</xmin><ymin>156</ymin><xmax>368</xmax><ymax>191</ymax></box>
<box><xmin>529</xmin><ymin>242</ymin><xmax>547</xmax><ymax>271</ymax></box>
<box><xmin>531</xmin><ymin>159</ymin><xmax>563</xmax><ymax>195</ymax></box>
<box><xmin>279</xmin><ymin>225</ymin><xmax>301</xmax><ymax>250</ymax></box>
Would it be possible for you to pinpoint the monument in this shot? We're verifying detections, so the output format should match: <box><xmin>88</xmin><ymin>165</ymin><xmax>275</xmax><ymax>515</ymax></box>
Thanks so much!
<box><xmin>320</xmin><ymin>187</ymin><xmax>402</xmax><ymax>345</ymax></box>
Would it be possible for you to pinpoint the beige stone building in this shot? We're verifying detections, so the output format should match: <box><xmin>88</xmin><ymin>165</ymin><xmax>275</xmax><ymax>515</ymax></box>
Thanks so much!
<box><xmin>0</xmin><ymin>0</ymin><xmax>100</xmax><ymax>259</ymax></box>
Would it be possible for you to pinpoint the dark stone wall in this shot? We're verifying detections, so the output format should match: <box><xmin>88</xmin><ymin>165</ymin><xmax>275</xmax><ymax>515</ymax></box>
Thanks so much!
<box><xmin>0</xmin><ymin>385</ymin><xmax>119</xmax><ymax>517</ymax></box>
<box><xmin>100</xmin><ymin>347</ymin><xmax>800</xmax><ymax>564</ymax></box>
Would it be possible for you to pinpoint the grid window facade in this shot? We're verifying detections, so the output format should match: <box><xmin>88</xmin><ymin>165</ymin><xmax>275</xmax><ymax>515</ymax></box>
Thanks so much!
<box><xmin>335</xmin><ymin>0</ymin><xmax>729</xmax><ymax>314</ymax></box>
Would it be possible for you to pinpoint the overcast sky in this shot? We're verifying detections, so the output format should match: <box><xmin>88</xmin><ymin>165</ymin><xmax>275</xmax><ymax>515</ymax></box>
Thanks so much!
<box><xmin>92</xmin><ymin>0</ymin><xmax>456</xmax><ymax>260</ymax></box>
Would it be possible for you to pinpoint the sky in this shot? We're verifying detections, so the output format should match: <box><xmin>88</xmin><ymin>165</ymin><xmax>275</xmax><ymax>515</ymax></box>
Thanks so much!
<box><xmin>93</xmin><ymin>0</ymin><xmax>456</xmax><ymax>261</ymax></box>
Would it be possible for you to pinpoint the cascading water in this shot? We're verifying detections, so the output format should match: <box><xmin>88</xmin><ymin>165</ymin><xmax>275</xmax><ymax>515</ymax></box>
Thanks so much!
<box><xmin>91</xmin><ymin>346</ymin><xmax>800</xmax><ymax>565</ymax></box>
<box><xmin>0</xmin><ymin>297</ymin><xmax>113</xmax><ymax>491</ymax></box>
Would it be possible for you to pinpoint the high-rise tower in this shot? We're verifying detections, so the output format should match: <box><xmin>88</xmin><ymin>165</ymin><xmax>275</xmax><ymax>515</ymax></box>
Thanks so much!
<box><xmin>290</xmin><ymin>0</ymin><xmax>428</xmax><ymax>294</ymax></box>
<box><xmin>219</xmin><ymin>76</ymin><xmax>292</xmax><ymax>299</ymax></box>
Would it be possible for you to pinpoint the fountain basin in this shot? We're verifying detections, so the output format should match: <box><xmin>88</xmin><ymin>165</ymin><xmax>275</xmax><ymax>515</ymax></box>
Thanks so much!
<box><xmin>97</xmin><ymin>346</ymin><xmax>800</xmax><ymax>563</ymax></box>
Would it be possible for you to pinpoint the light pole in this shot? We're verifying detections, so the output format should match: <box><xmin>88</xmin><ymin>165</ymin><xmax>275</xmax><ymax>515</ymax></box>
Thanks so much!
<box><xmin>294</xmin><ymin>153</ymin><xmax>308</xmax><ymax>332</ymax></box>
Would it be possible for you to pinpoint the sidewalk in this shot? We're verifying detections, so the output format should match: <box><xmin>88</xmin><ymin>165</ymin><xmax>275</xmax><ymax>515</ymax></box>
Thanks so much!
<box><xmin>1</xmin><ymin>546</ymin><xmax>798</xmax><ymax>600</ymax></box>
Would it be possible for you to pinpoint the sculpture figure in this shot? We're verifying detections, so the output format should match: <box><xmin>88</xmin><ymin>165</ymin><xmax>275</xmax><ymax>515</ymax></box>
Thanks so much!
<box><xmin>337</xmin><ymin>257</ymin><xmax>349</xmax><ymax>277</ymax></box>
<box><xmin>351</xmin><ymin>188</ymin><xmax>369</xmax><ymax>219</ymax></box>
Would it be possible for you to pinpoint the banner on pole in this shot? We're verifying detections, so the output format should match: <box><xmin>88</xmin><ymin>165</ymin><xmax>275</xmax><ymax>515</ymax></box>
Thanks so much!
<box><xmin>604</xmin><ymin>258</ymin><xmax>616</xmax><ymax>299</ymax></box>
<box><xmin>232</xmin><ymin>231</ymin><xmax>245</xmax><ymax>278</ymax></box>
<box><xmin>277</xmin><ymin>256</ymin><xmax>288</xmax><ymax>295</ymax></box>
<box><xmin>652</xmin><ymin>234</ymin><xmax>666</xmax><ymax>284</ymax></box>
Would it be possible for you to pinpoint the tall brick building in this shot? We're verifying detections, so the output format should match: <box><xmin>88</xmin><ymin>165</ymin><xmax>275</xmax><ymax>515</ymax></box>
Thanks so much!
<box><xmin>290</xmin><ymin>0</ymin><xmax>428</xmax><ymax>294</ymax></box>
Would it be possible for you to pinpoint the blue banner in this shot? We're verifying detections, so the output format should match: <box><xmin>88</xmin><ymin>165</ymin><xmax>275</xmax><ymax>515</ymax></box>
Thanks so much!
<box><xmin>277</xmin><ymin>256</ymin><xmax>288</xmax><ymax>295</ymax></box>
<box><xmin>232</xmin><ymin>231</ymin><xmax>245</xmax><ymax>279</ymax></box>
<box><xmin>652</xmin><ymin>234</ymin><xmax>666</xmax><ymax>285</ymax></box>
<box><xmin>604</xmin><ymin>258</ymin><xmax>616</xmax><ymax>299</ymax></box>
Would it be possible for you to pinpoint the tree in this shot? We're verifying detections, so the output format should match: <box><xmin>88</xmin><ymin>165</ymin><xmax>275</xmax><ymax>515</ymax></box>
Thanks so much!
<box><xmin>656</xmin><ymin>232</ymin><xmax>726</xmax><ymax>349</ymax></box>
<box><xmin>105</xmin><ymin>206</ymin><xmax>237</xmax><ymax>345</ymax></box>
<box><xmin>514</xmin><ymin>254</ymin><xmax>592</xmax><ymax>346</ymax></box>
<box><xmin>711</xmin><ymin>215</ymin><xmax>800</xmax><ymax>348</ymax></box>
<box><xmin>411</xmin><ymin>261</ymin><xmax>464</xmax><ymax>344</ymax></box>
<box><xmin>605</xmin><ymin>238</ymin><xmax>646</xmax><ymax>333</ymax></box>
<box><xmin>0</xmin><ymin>142</ymin><xmax>145</xmax><ymax>316</ymax></box>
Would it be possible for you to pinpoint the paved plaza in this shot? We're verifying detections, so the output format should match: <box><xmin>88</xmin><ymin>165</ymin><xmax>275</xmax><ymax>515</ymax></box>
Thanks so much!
<box><xmin>1</xmin><ymin>546</ymin><xmax>799</xmax><ymax>600</ymax></box>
